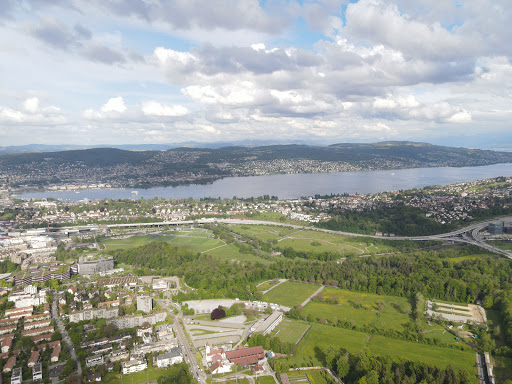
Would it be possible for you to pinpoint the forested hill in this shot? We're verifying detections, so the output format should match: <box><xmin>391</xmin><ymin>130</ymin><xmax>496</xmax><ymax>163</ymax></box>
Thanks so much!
<box><xmin>3</xmin><ymin>141</ymin><xmax>512</xmax><ymax>189</ymax></box>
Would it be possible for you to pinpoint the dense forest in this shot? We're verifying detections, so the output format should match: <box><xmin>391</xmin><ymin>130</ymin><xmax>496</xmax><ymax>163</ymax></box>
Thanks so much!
<box><xmin>110</xmin><ymin>241</ymin><xmax>512</xmax><ymax>355</ymax></box>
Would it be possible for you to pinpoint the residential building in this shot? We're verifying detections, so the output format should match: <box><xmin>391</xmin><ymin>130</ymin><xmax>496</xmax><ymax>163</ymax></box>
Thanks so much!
<box><xmin>32</xmin><ymin>363</ymin><xmax>42</xmax><ymax>382</ymax></box>
<box><xmin>77</xmin><ymin>256</ymin><xmax>114</xmax><ymax>275</ymax></box>
<box><xmin>85</xmin><ymin>354</ymin><xmax>104</xmax><ymax>368</ymax></box>
<box><xmin>11</xmin><ymin>367</ymin><xmax>22</xmax><ymax>384</ymax></box>
<box><xmin>156</xmin><ymin>347</ymin><xmax>183</xmax><ymax>368</ymax></box>
<box><xmin>122</xmin><ymin>359</ymin><xmax>147</xmax><ymax>375</ymax></box>
<box><xmin>137</xmin><ymin>296</ymin><xmax>152</xmax><ymax>313</ymax></box>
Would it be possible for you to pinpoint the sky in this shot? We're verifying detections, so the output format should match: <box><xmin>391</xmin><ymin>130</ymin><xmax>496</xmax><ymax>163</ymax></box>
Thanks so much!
<box><xmin>0</xmin><ymin>0</ymin><xmax>511</xmax><ymax>147</ymax></box>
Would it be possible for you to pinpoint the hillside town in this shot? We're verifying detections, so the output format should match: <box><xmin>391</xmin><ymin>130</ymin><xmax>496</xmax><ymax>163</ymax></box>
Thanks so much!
<box><xmin>0</xmin><ymin>176</ymin><xmax>511</xmax><ymax>234</ymax></box>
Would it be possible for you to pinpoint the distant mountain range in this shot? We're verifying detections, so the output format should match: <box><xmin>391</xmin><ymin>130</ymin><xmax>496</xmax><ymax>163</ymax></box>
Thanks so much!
<box><xmin>0</xmin><ymin>139</ymin><xmax>317</xmax><ymax>155</ymax></box>
<box><xmin>2</xmin><ymin>141</ymin><xmax>512</xmax><ymax>190</ymax></box>
<box><xmin>1</xmin><ymin>137</ymin><xmax>511</xmax><ymax>155</ymax></box>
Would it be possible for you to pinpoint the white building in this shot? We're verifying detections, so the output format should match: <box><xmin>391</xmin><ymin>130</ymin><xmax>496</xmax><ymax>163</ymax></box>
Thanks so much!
<box><xmin>253</xmin><ymin>311</ymin><xmax>283</xmax><ymax>336</ymax></box>
<box><xmin>122</xmin><ymin>359</ymin><xmax>147</xmax><ymax>375</ymax></box>
<box><xmin>156</xmin><ymin>347</ymin><xmax>183</xmax><ymax>368</ymax></box>
<box><xmin>152</xmin><ymin>279</ymin><xmax>168</xmax><ymax>290</ymax></box>
<box><xmin>11</xmin><ymin>367</ymin><xmax>22</xmax><ymax>384</ymax></box>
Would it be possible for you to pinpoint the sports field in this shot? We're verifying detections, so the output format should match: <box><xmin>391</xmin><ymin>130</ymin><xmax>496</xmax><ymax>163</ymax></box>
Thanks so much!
<box><xmin>263</xmin><ymin>281</ymin><xmax>320</xmax><ymax>308</ymax></box>
<box><xmin>286</xmin><ymin>323</ymin><xmax>476</xmax><ymax>373</ymax></box>
<box><xmin>270</xmin><ymin>319</ymin><xmax>310</xmax><ymax>344</ymax></box>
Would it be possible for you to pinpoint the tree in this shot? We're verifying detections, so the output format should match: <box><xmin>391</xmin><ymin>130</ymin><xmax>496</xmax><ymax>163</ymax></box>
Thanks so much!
<box><xmin>104</xmin><ymin>323</ymin><xmax>117</xmax><ymax>338</ymax></box>
<box><xmin>65</xmin><ymin>372</ymin><xmax>81</xmax><ymax>384</ymax></box>
<box><xmin>336</xmin><ymin>353</ymin><xmax>350</xmax><ymax>378</ymax></box>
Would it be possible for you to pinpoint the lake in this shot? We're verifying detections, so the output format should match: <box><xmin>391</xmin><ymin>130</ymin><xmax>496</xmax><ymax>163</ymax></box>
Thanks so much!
<box><xmin>18</xmin><ymin>163</ymin><xmax>512</xmax><ymax>201</ymax></box>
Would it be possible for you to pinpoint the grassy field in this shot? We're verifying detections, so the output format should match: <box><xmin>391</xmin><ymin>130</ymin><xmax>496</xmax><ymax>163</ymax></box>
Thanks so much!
<box><xmin>230</xmin><ymin>224</ymin><xmax>298</xmax><ymax>241</ymax></box>
<box><xmin>230</xmin><ymin>225</ymin><xmax>400</xmax><ymax>257</ymax></box>
<box><xmin>253</xmin><ymin>376</ymin><xmax>277</xmax><ymax>384</ymax></box>
<box><xmin>302</xmin><ymin>301</ymin><xmax>411</xmax><ymax>332</ymax></box>
<box><xmin>270</xmin><ymin>319</ymin><xmax>310</xmax><ymax>344</ymax></box>
<box><xmin>263</xmin><ymin>281</ymin><xmax>320</xmax><ymax>308</ymax></box>
<box><xmin>277</xmin><ymin>229</ymin><xmax>395</xmax><ymax>255</ymax></box>
<box><xmin>101</xmin><ymin>228</ymin><xmax>221</xmax><ymax>253</ymax></box>
<box><xmin>257</xmin><ymin>279</ymin><xmax>282</xmax><ymax>291</ymax></box>
<box><xmin>204</xmin><ymin>243</ymin><xmax>274</xmax><ymax>265</ymax></box>
<box><xmin>489</xmin><ymin>240</ymin><xmax>512</xmax><ymax>251</ymax></box>
<box><xmin>287</xmin><ymin>370</ymin><xmax>328</xmax><ymax>384</ymax></box>
<box><xmin>101</xmin><ymin>364</ymin><xmax>185</xmax><ymax>384</ymax></box>
<box><xmin>286</xmin><ymin>323</ymin><xmax>476</xmax><ymax>374</ymax></box>
<box><xmin>448</xmin><ymin>254</ymin><xmax>496</xmax><ymax>263</ymax></box>
<box><xmin>320</xmin><ymin>287</ymin><xmax>412</xmax><ymax>311</ymax></box>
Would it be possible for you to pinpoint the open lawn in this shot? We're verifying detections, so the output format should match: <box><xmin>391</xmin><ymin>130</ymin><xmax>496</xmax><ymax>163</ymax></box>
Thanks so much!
<box><xmin>101</xmin><ymin>228</ymin><xmax>221</xmax><ymax>253</ymax></box>
<box><xmin>253</xmin><ymin>376</ymin><xmax>277</xmax><ymax>384</ymax></box>
<box><xmin>230</xmin><ymin>224</ymin><xmax>298</xmax><ymax>241</ymax></box>
<box><xmin>277</xmin><ymin>230</ymin><xmax>393</xmax><ymax>255</ymax></box>
<box><xmin>101</xmin><ymin>363</ymin><xmax>188</xmax><ymax>384</ymax></box>
<box><xmin>263</xmin><ymin>281</ymin><xmax>320</xmax><ymax>308</ymax></box>
<box><xmin>421</xmin><ymin>327</ymin><xmax>463</xmax><ymax>345</ymax></box>
<box><xmin>320</xmin><ymin>287</ymin><xmax>412</xmax><ymax>312</ymax></box>
<box><xmin>287</xmin><ymin>370</ymin><xmax>328</xmax><ymax>384</ymax></box>
<box><xmin>302</xmin><ymin>301</ymin><xmax>411</xmax><ymax>332</ymax></box>
<box><xmin>270</xmin><ymin>319</ymin><xmax>310</xmax><ymax>344</ymax></box>
<box><xmin>257</xmin><ymin>279</ymin><xmax>282</xmax><ymax>291</ymax></box>
<box><xmin>285</xmin><ymin>323</ymin><xmax>476</xmax><ymax>374</ymax></box>
<box><xmin>204</xmin><ymin>243</ymin><xmax>274</xmax><ymax>265</ymax></box>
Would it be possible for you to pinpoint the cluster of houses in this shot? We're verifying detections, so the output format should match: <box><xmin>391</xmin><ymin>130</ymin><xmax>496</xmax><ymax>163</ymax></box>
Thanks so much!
<box><xmin>84</xmin><ymin>322</ymin><xmax>183</xmax><ymax>381</ymax></box>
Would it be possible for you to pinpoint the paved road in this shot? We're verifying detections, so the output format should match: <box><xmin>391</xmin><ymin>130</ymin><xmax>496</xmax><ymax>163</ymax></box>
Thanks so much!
<box><xmin>51</xmin><ymin>291</ymin><xmax>82</xmax><ymax>377</ymax></box>
<box><xmin>157</xmin><ymin>299</ymin><xmax>207</xmax><ymax>384</ymax></box>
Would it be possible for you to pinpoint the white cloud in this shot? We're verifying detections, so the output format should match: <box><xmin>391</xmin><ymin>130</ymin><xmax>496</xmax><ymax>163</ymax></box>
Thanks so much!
<box><xmin>23</xmin><ymin>97</ymin><xmax>40</xmax><ymax>113</ymax></box>
<box><xmin>197</xmin><ymin>124</ymin><xmax>220</xmax><ymax>135</ymax></box>
<box><xmin>141</xmin><ymin>101</ymin><xmax>189</xmax><ymax>117</ymax></box>
<box><xmin>101</xmin><ymin>96</ymin><xmax>126</xmax><ymax>113</ymax></box>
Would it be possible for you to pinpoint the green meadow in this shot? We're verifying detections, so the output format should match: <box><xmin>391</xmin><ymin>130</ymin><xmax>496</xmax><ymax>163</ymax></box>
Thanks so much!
<box><xmin>263</xmin><ymin>281</ymin><xmax>320</xmax><ymax>308</ymax></box>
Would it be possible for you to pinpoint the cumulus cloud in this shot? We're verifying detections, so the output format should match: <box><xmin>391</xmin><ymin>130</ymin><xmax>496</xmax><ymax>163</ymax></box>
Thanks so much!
<box><xmin>0</xmin><ymin>97</ymin><xmax>64</xmax><ymax>124</ymax></box>
<box><xmin>101</xmin><ymin>97</ymin><xmax>126</xmax><ymax>113</ymax></box>
<box><xmin>141</xmin><ymin>101</ymin><xmax>189</xmax><ymax>117</ymax></box>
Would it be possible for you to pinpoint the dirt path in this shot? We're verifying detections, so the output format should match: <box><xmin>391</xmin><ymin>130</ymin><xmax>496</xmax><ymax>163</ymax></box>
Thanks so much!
<box><xmin>300</xmin><ymin>285</ymin><xmax>325</xmax><ymax>308</ymax></box>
